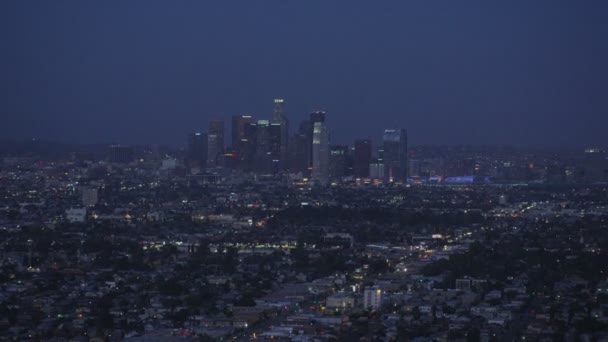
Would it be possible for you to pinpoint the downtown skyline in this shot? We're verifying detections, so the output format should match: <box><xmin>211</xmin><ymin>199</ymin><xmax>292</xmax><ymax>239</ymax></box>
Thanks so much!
<box><xmin>1</xmin><ymin>1</ymin><xmax>608</xmax><ymax>148</ymax></box>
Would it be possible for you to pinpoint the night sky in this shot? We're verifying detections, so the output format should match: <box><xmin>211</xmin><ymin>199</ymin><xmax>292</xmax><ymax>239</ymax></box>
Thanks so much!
<box><xmin>1</xmin><ymin>1</ymin><xmax>607</xmax><ymax>147</ymax></box>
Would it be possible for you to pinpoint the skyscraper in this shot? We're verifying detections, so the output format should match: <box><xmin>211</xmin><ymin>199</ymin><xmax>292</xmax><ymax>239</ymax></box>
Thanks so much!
<box><xmin>382</xmin><ymin>128</ymin><xmax>408</xmax><ymax>182</ymax></box>
<box><xmin>187</xmin><ymin>132</ymin><xmax>207</xmax><ymax>171</ymax></box>
<box><xmin>269</xmin><ymin>123</ymin><xmax>282</xmax><ymax>174</ymax></box>
<box><xmin>354</xmin><ymin>139</ymin><xmax>372</xmax><ymax>178</ymax></box>
<box><xmin>254</xmin><ymin>120</ymin><xmax>270</xmax><ymax>173</ymax></box>
<box><xmin>312</xmin><ymin>120</ymin><xmax>329</xmax><ymax>183</ymax></box>
<box><xmin>231</xmin><ymin>115</ymin><xmax>253</xmax><ymax>169</ymax></box>
<box><xmin>242</xmin><ymin>122</ymin><xmax>257</xmax><ymax>171</ymax></box>
<box><xmin>329</xmin><ymin>145</ymin><xmax>348</xmax><ymax>180</ymax></box>
<box><xmin>254</xmin><ymin>120</ymin><xmax>281</xmax><ymax>174</ymax></box>
<box><xmin>290</xmin><ymin>120</ymin><xmax>310</xmax><ymax>174</ymax></box>
<box><xmin>272</xmin><ymin>99</ymin><xmax>289</xmax><ymax>170</ymax></box>
<box><xmin>309</xmin><ymin>111</ymin><xmax>326</xmax><ymax>171</ymax></box>
<box><xmin>231</xmin><ymin>115</ymin><xmax>251</xmax><ymax>149</ymax></box>
<box><xmin>207</xmin><ymin>120</ymin><xmax>224</xmax><ymax>168</ymax></box>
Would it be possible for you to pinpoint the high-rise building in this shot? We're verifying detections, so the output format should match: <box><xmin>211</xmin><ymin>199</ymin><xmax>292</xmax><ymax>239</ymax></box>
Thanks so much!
<box><xmin>272</xmin><ymin>99</ymin><xmax>289</xmax><ymax>169</ymax></box>
<box><xmin>354</xmin><ymin>139</ymin><xmax>372</xmax><ymax>178</ymax></box>
<box><xmin>312</xmin><ymin>120</ymin><xmax>330</xmax><ymax>183</ymax></box>
<box><xmin>207</xmin><ymin>120</ymin><xmax>225</xmax><ymax>168</ymax></box>
<box><xmin>231</xmin><ymin>115</ymin><xmax>252</xmax><ymax>149</ymax></box>
<box><xmin>309</xmin><ymin>111</ymin><xmax>326</xmax><ymax>171</ymax></box>
<box><xmin>187</xmin><ymin>132</ymin><xmax>207</xmax><ymax>171</ymax></box>
<box><xmin>269</xmin><ymin>123</ymin><xmax>282</xmax><ymax>173</ymax></box>
<box><xmin>369</xmin><ymin>160</ymin><xmax>385</xmax><ymax>179</ymax></box>
<box><xmin>254</xmin><ymin>120</ymin><xmax>281</xmax><ymax>174</ymax></box>
<box><xmin>108</xmin><ymin>145</ymin><xmax>134</xmax><ymax>164</ymax></box>
<box><xmin>383</xmin><ymin>129</ymin><xmax>408</xmax><ymax>182</ymax></box>
<box><xmin>254</xmin><ymin>120</ymin><xmax>270</xmax><ymax>173</ymax></box>
<box><xmin>231</xmin><ymin>115</ymin><xmax>253</xmax><ymax>169</ymax></box>
<box><xmin>289</xmin><ymin>120</ymin><xmax>310</xmax><ymax>174</ymax></box>
<box><xmin>329</xmin><ymin>145</ymin><xmax>348</xmax><ymax>180</ymax></box>
<box><xmin>242</xmin><ymin>122</ymin><xmax>257</xmax><ymax>171</ymax></box>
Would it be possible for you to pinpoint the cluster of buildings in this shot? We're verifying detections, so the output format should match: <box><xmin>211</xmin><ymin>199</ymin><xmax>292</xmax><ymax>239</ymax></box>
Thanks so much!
<box><xmin>101</xmin><ymin>98</ymin><xmax>608</xmax><ymax>188</ymax></box>
<box><xmin>179</xmin><ymin>98</ymin><xmax>409</xmax><ymax>184</ymax></box>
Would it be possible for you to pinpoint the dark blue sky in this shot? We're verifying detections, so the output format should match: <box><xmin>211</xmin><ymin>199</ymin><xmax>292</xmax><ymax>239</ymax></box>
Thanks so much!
<box><xmin>1</xmin><ymin>1</ymin><xmax>607</xmax><ymax>147</ymax></box>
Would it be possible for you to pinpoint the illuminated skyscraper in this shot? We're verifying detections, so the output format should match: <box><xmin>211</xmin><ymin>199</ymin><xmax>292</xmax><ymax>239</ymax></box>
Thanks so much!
<box><xmin>354</xmin><ymin>139</ymin><xmax>372</xmax><ymax>178</ymax></box>
<box><xmin>187</xmin><ymin>132</ymin><xmax>207</xmax><ymax>171</ymax></box>
<box><xmin>272</xmin><ymin>98</ymin><xmax>289</xmax><ymax>169</ymax></box>
<box><xmin>312</xmin><ymin>120</ymin><xmax>329</xmax><ymax>183</ymax></box>
<box><xmin>207</xmin><ymin>120</ymin><xmax>224</xmax><ymax>168</ymax></box>
<box><xmin>382</xmin><ymin>128</ymin><xmax>408</xmax><ymax>182</ymax></box>
<box><xmin>309</xmin><ymin>111</ymin><xmax>326</xmax><ymax>171</ymax></box>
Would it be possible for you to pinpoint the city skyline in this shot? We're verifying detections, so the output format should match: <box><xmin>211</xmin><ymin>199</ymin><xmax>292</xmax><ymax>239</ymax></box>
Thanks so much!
<box><xmin>1</xmin><ymin>1</ymin><xmax>608</xmax><ymax>147</ymax></box>
<box><xmin>2</xmin><ymin>2</ymin><xmax>608</xmax><ymax>340</ymax></box>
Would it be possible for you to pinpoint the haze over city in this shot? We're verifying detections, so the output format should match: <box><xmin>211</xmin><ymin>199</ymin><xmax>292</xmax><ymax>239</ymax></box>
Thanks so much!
<box><xmin>1</xmin><ymin>1</ymin><xmax>607</xmax><ymax>147</ymax></box>
<box><xmin>2</xmin><ymin>2</ymin><xmax>608</xmax><ymax>341</ymax></box>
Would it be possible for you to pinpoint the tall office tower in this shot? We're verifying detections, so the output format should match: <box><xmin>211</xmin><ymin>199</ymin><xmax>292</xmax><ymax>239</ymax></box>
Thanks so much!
<box><xmin>329</xmin><ymin>145</ymin><xmax>348</xmax><ymax>180</ymax></box>
<box><xmin>269</xmin><ymin>123</ymin><xmax>282</xmax><ymax>173</ymax></box>
<box><xmin>207</xmin><ymin>120</ymin><xmax>225</xmax><ymax>168</ymax></box>
<box><xmin>254</xmin><ymin>120</ymin><xmax>281</xmax><ymax>174</ymax></box>
<box><xmin>108</xmin><ymin>145</ymin><xmax>134</xmax><ymax>164</ymax></box>
<box><xmin>354</xmin><ymin>139</ymin><xmax>372</xmax><ymax>178</ymax></box>
<box><xmin>312</xmin><ymin>121</ymin><xmax>330</xmax><ymax>183</ymax></box>
<box><xmin>272</xmin><ymin>99</ymin><xmax>289</xmax><ymax>169</ymax></box>
<box><xmin>187</xmin><ymin>132</ymin><xmax>208</xmax><ymax>171</ymax></box>
<box><xmin>309</xmin><ymin>111</ymin><xmax>326</xmax><ymax>170</ymax></box>
<box><xmin>242</xmin><ymin>122</ymin><xmax>257</xmax><ymax>171</ymax></box>
<box><xmin>290</xmin><ymin>121</ymin><xmax>310</xmax><ymax>174</ymax></box>
<box><xmin>231</xmin><ymin>115</ymin><xmax>253</xmax><ymax>169</ymax></box>
<box><xmin>383</xmin><ymin>129</ymin><xmax>408</xmax><ymax>182</ymax></box>
<box><xmin>254</xmin><ymin>120</ymin><xmax>269</xmax><ymax>173</ymax></box>
<box><xmin>291</xmin><ymin>120</ymin><xmax>311</xmax><ymax>174</ymax></box>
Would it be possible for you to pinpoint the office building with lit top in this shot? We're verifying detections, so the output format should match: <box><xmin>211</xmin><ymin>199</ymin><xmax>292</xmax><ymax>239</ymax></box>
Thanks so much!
<box><xmin>253</xmin><ymin>120</ymin><xmax>282</xmax><ymax>174</ymax></box>
<box><xmin>309</xmin><ymin>111</ymin><xmax>326</xmax><ymax>171</ymax></box>
<box><xmin>329</xmin><ymin>145</ymin><xmax>348</xmax><ymax>180</ymax></box>
<box><xmin>312</xmin><ymin>119</ymin><xmax>330</xmax><ymax>183</ymax></box>
<box><xmin>231</xmin><ymin>115</ymin><xmax>254</xmax><ymax>170</ymax></box>
<box><xmin>290</xmin><ymin>121</ymin><xmax>310</xmax><ymax>174</ymax></box>
<box><xmin>383</xmin><ymin>128</ymin><xmax>408</xmax><ymax>182</ymax></box>
<box><xmin>272</xmin><ymin>98</ymin><xmax>289</xmax><ymax>170</ymax></box>
<box><xmin>207</xmin><ymin>120</ymin><xmax>224</xmax><ymax>168</ymax></box>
